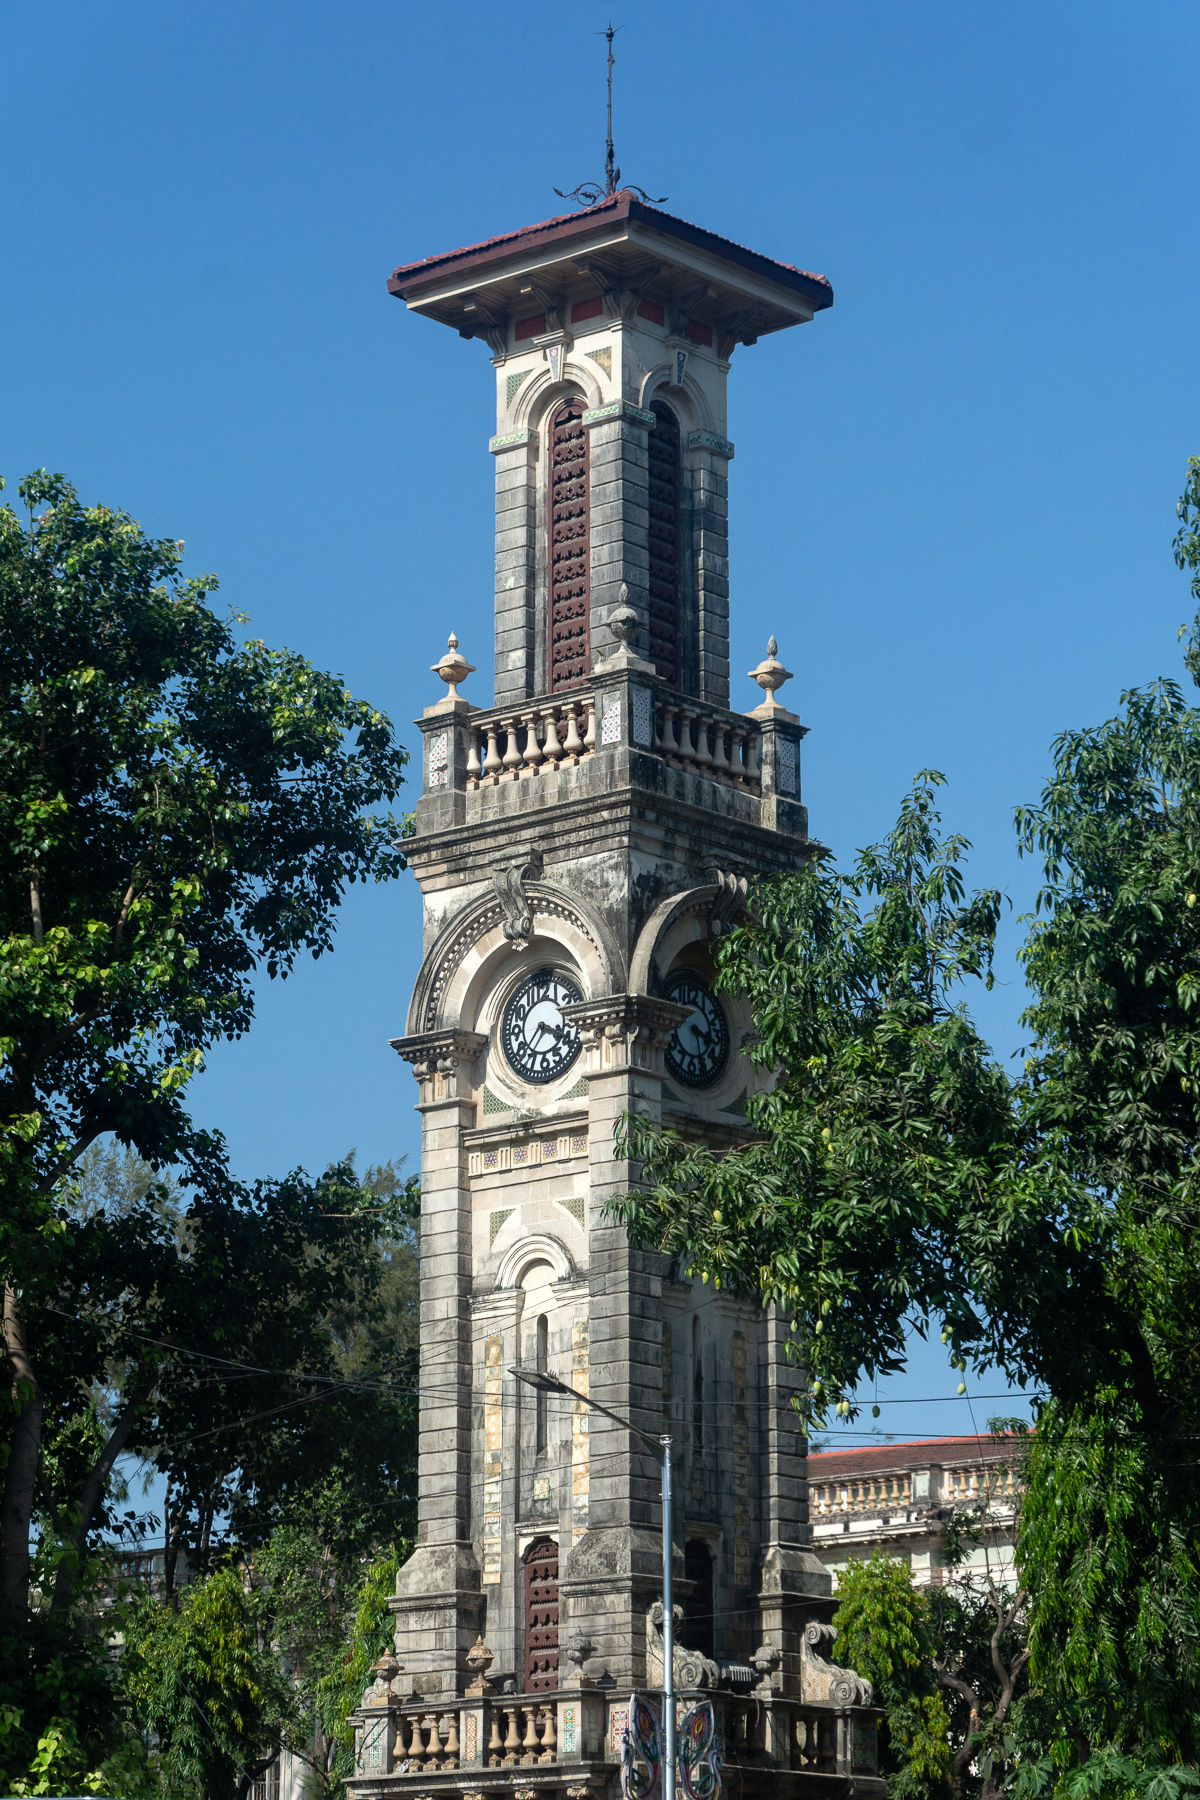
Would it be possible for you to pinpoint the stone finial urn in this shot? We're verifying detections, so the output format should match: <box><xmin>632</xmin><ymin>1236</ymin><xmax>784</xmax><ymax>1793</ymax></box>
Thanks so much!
<box><xmin>747</xmin><ymin>635</ymin><xmax>794</xmax><ymax>710</ymax></box>
<box><xmin>430</xmin><ymin>631</ymin><xmax>476</xmax><ymax>703</ymax></box>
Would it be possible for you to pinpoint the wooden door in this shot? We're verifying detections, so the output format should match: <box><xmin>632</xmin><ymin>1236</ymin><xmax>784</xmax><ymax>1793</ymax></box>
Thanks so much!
<box><xmin>523</xmin><ymin>1535</ymin><xmax>560</xmax><ymax>1691</ymax></box>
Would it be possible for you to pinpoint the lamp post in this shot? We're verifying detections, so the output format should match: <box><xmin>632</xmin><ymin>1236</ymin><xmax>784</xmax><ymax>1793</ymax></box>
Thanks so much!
<box><xmin>510</xmin><ymin>1365</ymin><xmax>676</xmax><ymax>1795</ymax></box>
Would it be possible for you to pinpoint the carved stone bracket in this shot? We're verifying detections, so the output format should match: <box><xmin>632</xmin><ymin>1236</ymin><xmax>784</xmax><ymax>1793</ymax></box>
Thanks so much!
<box><xmin>562</xmin><ymin>994</ymin><xmax>689</xmax><ymax>1078</ymax></box>
<box><xmin>801</xmin><ymin>1619</ymin><xmax>874</xmax><ymax>1706</ymax></box>
<box><xmin>706</xmin><ymin>867</ymin><xmax>750</xmax><ymax>939</ymax></box>
<box><xmin>389</xmin><ymin>1028</ymin><xmax>488</xmax><ymax>1104</ymax></box>
<box><xmin>490</xmin><ymin>848</ymin><xmax>545</xmax><ymax>946</ymax></box>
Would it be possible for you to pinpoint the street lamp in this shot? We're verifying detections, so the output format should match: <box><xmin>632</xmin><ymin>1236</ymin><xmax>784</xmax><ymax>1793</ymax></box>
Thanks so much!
<box><xmin>510</xmin><ymin>1364</ymin><xmax>677</xmax><ymax>1795</ymax></box>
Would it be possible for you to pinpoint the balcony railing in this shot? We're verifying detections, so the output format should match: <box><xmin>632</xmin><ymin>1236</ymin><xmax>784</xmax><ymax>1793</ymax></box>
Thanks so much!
<box><xmin>458</xmin><ymin>690</ymin><xmax>763</xmax><ymax>794</ymax></box>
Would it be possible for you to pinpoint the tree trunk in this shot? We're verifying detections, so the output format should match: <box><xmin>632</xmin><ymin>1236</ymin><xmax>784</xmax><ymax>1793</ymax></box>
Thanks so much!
<box><xmin>1</xmin><ymin>1283</ymin><xmax>44</xmax><ymax>1620</ymax></box>
<box><xmin>49</xmin><ymin>1378</ymin><xmax>148</xmax><ymax>1615</ymax></box>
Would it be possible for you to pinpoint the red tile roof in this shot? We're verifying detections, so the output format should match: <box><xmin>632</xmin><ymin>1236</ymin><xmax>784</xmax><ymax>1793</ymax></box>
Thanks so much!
<box><xmin>808</xmin><ymin>1434</ymin><xmax>1021</xmax><ymax>1476</ymax></box>
<box><xmin>388</xmin><ymin>190</ymin><xmax>833</xmax><ymax>311</ymax></box>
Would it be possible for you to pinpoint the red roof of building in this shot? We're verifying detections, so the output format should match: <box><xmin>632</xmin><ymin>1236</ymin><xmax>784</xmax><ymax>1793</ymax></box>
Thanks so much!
<box><xmin>387</xmin><ymin>189</ymin><xmax>833</xmax><ymax>312</ymax></box>
<box><xmin>808</xmin><ymin>1434</ymin><xmax>1021</xmax><ymax>1477</ymax></box>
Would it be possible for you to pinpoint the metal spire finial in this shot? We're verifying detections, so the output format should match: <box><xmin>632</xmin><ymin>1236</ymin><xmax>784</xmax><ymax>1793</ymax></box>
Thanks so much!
<box><xmin>554</xmin><ymin>25</ymin><xmax>667</xmax><ymax>210</ymax></box>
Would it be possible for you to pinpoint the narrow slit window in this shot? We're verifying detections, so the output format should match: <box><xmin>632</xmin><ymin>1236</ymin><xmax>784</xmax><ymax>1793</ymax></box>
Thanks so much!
<box><xmin>536</xmin><ymin>1313</ymin><xmax>549</xmax><ymax>1455</ymax></box>
<box><xmin>692</xmin><ymin>1316</ymin><xmax>704</xmax><ymax>1452</ymax></box>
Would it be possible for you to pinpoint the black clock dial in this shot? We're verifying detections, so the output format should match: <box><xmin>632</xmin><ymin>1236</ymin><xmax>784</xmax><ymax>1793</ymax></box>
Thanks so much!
<box><xmin>664</xmin><ymin>972</ymin><xmax>730</xmax><ymax>1088</ymax></box>
<box><xmin>501</xmin><ymin>967</ymin><xmax>583</xmax><ymax>1085</ymax></box>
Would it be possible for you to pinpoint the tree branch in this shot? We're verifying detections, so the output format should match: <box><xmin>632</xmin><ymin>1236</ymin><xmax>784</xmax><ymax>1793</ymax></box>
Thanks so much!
<box><xmin>49</xmin><ymin>1369</ymin><xmax>155</xmax><ymax>1615</ymax></box>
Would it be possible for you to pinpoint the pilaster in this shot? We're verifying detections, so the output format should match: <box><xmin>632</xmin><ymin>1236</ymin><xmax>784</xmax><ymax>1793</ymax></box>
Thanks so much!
<box><xmin>583</xmin><ymin>405</ymin><xmax>654</xmax><ymax>668</ymax></box>
<box><xmin>388</xmin><ymin>1029</ymin><xmax>488</xmax><ymax>1697</ymax></box>
<box><xmin>491</xmin><ymin>433</ymin><xmax>538</xmax><ymax>707</ymax></box>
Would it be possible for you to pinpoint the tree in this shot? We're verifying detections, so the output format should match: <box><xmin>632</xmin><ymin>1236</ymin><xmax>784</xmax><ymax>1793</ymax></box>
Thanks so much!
<box><xmin>315</xmin><ymin>1545</ymin><xmax>405</xmax><ymax>1796</ymax></box>
<box><xmin>833</xmin><ymin>1555</ymin><xmax>952</xmax><ymax>1799</ymax></box>
<box><xmin>1</xmin><ymin>469</ymin><xmax>408</xmax><ymax>1623</ymax></box>
<box><xmin>616</xmin><ymin>465</ymin><xmax>1200</xmax><ymax>1786</ymax></box>
<box><xmin>123</xmin><ymin>1562</ymin><xmax>293</xmax><ymax>1800</ymax></box>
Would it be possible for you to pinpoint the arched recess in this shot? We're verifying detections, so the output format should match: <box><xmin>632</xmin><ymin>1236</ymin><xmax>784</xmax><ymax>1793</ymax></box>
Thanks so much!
<box><xmin>628</xmin><ymin>884</ymin><xmax>722</xmax><ymax>997</ymax></box>
<box><xmin>495</xmin><ymin>1233</ymin><xmax>575</xmax><ymax>1290</ymax></box>
<box><xmin>515</xmin><ymin>362</ymin><xmax>603</xmax><ymax>432</ymax></box>
<box><xmin>405</xmin><ymin>882</ymin><xmax>620</xmax><ymax>1035</ymax></box>
<box><xmin>637</xmin><ymin>365</ymin><xmax>715</xmax><ymax>433</ymax></box>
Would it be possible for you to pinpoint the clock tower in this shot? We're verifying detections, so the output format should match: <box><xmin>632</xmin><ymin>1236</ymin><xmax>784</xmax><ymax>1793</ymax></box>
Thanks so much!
<box><xmin>351</xmin><ymin>188</ymin><xmax>882</xmax><ymax>1797</ymax></box>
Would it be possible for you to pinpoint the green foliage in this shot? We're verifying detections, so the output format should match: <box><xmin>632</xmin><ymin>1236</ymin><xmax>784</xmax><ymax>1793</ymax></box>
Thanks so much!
<box><xmin>0</xmin><ymin>1612</ymin><xmax>151</xmax><ymax>1797</ymax></box>
<box><xmin>834</xmin><ymin>1555</ymin><xmax>952</xmax><ymax>1798</ymax></box>
<box><xmin>615</xmin><ymin>770</ymin><xmax>1020</xmax><ymax>1419</ymax></box>
<box><xmin>123</xmin><ymin>1562</ymin><xmax>293</xmax><ymax>1800</ymax></box>
<box><xmin>316</xmin><ymin>1545</ymin><xmax>405</xmax><ymax>1777</ymax></box>
<box><xmin>0</xmin><ymin>469</ymin><xmax>408</xmax><ymax>1244</ymax></box>
<box><xmin>616</xmin><ymin>461</ymin><xmax>1200</xmax><ymax>1785</ymax></box>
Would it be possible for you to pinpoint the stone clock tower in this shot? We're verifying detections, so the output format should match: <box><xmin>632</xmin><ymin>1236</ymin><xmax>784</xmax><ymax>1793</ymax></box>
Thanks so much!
<box><xmin>350</xmin><ymin>190</ymin><xmax>881</xmax><ymax>1798</ymax></box>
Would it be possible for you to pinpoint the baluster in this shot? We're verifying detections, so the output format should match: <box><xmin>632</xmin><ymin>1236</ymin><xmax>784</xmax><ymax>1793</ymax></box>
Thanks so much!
<box><xmin>726</xmin><ymin>726</ymin><xmax>744</xmax><ymax>784</ymax></box>
<box><xmin>502</xmin><ymin>717</ymin><xmax>523</xmax><ymax>776</ymax></box>
<box><xmin>522</xmin><ymin>1705</ymin><xmax>539</xmax><ymax>1757</ymax></box>
<box><xmin>442</xmin><ymin>1712</ymin><xmax>460</xmax><ymax>1761</ymax></box>
<box><xmin>662</xmin><ymin>706</ymin><xmax>683</xmax><ymax>763</ymax></box>
<box><xmin>484</xmin><ymin>723</ymin><xmax>503</xmax><ymax>780</ymax></box>
<box><xmin>487</xmin><ymin>1707</ymin><xmax>503</xmax><ymax>1763</ymax></box>
<box><xmin>710</xmin><ymin>721</ymin><xmax>730</xmax><ymax>778</ymax></box>
<box><xmin>504</xmin><ymin>1707</ymin><xmax>521</xmax><ymax>1759</ymax></box>
<box><xmin>406</xmin><ymin>1714</ymin><xmax>424</xmax><ymax>1760</ymax></box>
<box><xmin>542</xmin><ymin>707</ymin><xmax>564</xmax><ymax>763</ymax></box>
<box><xmin>522</xmin><ymin>708</ymin><xmax>544</xmax><ymax>773</ymax></box>
<box><xmin>562</xmin><ymin>701</ymin><xmax>583</xmax><ymax>759</ymax></box>
<box><xmin>654</xmin><ymin>701</ymin><xmax>671</xmax><ymax>755</ymax></box>
<box><xmin>676</xmin><ymin>710</ymin><xmax>695</xmax><ymax>765</ymax></box>
<box><xmin>541</xmin><ymin>1705</ymin><xmax>557</xmax><ymax>1759</ymax></box>
<box><xmin>743</xmin><ymin>728</ymin><xmax>761</xmax><ymax>786</ymax></box>
<box><xmin>583</xmin><ymin>700</ymin><xmax>596</xmax><ymax>753</ymax></box>
<box><xmin>692</xmin><ymin>714</ymin><xmax>713</xmax><ymax>773</ymax></box>
<box><xmin>425</xmin><ymin>1715</ymin><xmax>442</xmax><ymax>1763</ymax></box>
<box><xmin>466</xmin><ymin>728</ymin><xmax>482</xmax><ymax>785</ymax></box>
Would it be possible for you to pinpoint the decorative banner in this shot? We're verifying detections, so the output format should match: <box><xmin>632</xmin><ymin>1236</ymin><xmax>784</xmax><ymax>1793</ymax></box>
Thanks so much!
<box><xmin>546</xmin><ymin>343</ymin><xmax>563</xmax><ymax>384</ymax></box>
<box><xmin>679</xmin><ymin>1700</ymin><xmax>723</xmax><ymax>1800</ymax></box>
<box><xmin>620</xmin><ymin>1692</ymin><xmax>662</xmax><ymax>1799</ymax></box>
<box><xmin>675</xmin><ymin>349</ymin><xmax>688</xmax><ymax>388</ymax></box>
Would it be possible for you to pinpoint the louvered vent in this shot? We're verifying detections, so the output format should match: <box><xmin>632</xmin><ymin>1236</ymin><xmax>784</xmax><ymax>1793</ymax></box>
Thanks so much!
<box><xmin>647</xmin><ymin>402</ymin><xmax>683</xmax><ymax>686</ymax></box>
<box><xmin>523</xmin><ymin>1535</ymin><xmax>560</xmax><ymax>1691</ymax></box>
<box><xmin>548</xmin><ymin>398</ymin><xmax>589</xmax><ymax>691</ymax></box>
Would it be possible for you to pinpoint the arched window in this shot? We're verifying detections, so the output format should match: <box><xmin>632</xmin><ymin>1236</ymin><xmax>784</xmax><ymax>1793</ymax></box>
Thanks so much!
<box><xmin>647</xmin><ymin>401</ymin><xmax>682</xmax><ymax>686</ymax></box>
<box><xmin>536</xmin><ymin>1313</ymin><xmax>549</xmax><ymax>1455</ymax></box>
<box><xmin>548</xmin><ymin>397</ymin><xmax>589</xmax><ymax>691</ymax></box>
<box><xmin>684</xmin><ymin>1539</ymin><xmax>715</xmax><ymax>1659</ymax></box>
<box><xmin>523</xmin><ymin>1536</ymin><xmax>560</xmax><ymax>1691</ymax></box>
<box><xmin>692</xmin><ymin>1317</ymin><xmax>704</xmax><ymax>1453</ymax></box>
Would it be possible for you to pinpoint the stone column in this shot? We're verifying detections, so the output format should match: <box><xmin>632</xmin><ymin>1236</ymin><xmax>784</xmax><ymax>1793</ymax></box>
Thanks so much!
<box><xmin>758</xmin><ymin>1303</ymin><xmax>833</xmax><ymax>1700</ymax></box>
<box><xmin>557</xmin><ymin>995</ymin><xmax>688</xmax><ymax>1690</ymax></box>
<box><xmin>584</xmin><ymin>401</ymin><xmax>654</xmax><ymax>662</ymax></box>
<box><xmin>388</xmin><ymin>1029</ymin><xmax>487</xmax><ymax>1699</ymax></box>
<box><xmin>491</xmin><ymin>429</ymin><xmax>538</xmax><ymax>706</ymax></box>
<box><xmin>687</xmin><ymin>434</ymin><xmax>735</xmax><ymax>708</ymax></box>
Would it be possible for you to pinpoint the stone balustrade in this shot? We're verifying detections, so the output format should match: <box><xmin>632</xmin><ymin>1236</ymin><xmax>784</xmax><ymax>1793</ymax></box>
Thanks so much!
<box><xmin>813</xmin><ymin>1459</ymin><xmax>1019</xmax><ymax>1518</ymax></box>
<box><xmin>458</xmin><ymin>689</ymin><xmax>763</xmax><ymax>794</ymax></box>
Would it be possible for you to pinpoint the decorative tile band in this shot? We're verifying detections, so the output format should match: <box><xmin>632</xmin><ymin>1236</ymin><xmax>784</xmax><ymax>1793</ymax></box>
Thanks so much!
<box><xmin>470</xmin><ymin>1133</ymin><xmax>588</xmax><ymax>1178</ymax></box>
<box><xmin>427</xmin><ymin>731</ymin><xmax>448</xmax><ymax>789</ymax></box>
<box><xmin>582</xmin><ymin>400</ymin><xmax>656</xmax><ymax>429</ymax></box>
<box><xmin>561</xmin><ymin>1075</ymin><xmax>590</xmax><ymax>1100</ymax></box>
<box><xmin>688</xmin><ymin>429</ymin><xmax>735</xmax><ymax>459</ymax></box>
<box><xmin>483</xmin><ymin>1333</ymin><xmax>503</xmax><ymax>1583</ymax></box>
<box><xmin>572</xmin><ymin>1317</ymin><xmax>590</xmax><ymax>1544</ymax></box>
<box><xmin>505</xmin><ymin>369</ymin><xmax>530</xmax><ymax>407</ymax></box>
<box><xmin>482</xmin><ymin>1086</ymin><xmax>513</xmax><ymax>1115</ymax></box>
<box><xmin>488</xmin><ymin>1207</ymin><xmax>514</xmax><ymax>1248</ymax></box>
<box><xmin>776</xmin><ymin>736</ymin><xmax>797</xmax><ymax>796</ymax></box>
<box><xmin>584</xmin><ymin>345</ymin><xmax>612</xmax><ymax>378</ymax></box>
<box><xmin>631</xmin><ymin>686</ymin><xmax>654</xmax><ymax>747</ymax></box>
<box><xmin>489</xmin><ymin>428</ymin><xmax>538</xmax><ymax>454</ymax></box>
<box><xmin>733</xmin><ymin>1331</ymin><xmax>750</xmax><ymax>1588</ymax></box>
<box><xmin>558</xmin><ymin>1196</ymin><xmax>586</xmax><ymax>1227</ymax></box>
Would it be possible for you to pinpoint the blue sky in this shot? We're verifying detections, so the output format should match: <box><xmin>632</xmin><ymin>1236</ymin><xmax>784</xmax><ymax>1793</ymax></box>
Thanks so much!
<box><xmin>4</xmin><ymin>0</ymin><xmax>1198</xmax><ymax>1446</ymax></box>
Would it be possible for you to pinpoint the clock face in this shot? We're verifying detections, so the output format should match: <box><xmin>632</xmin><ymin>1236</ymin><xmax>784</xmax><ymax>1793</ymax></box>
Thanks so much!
<box><xmin>501</xmin><ymin>967</ymin><xmax>583</xmax><ymax>1085</ymax></box>
<box><xmin>664</xmin><ymin>972</ymin><xmax>730</xmax><ymax>1088</ymax></box>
